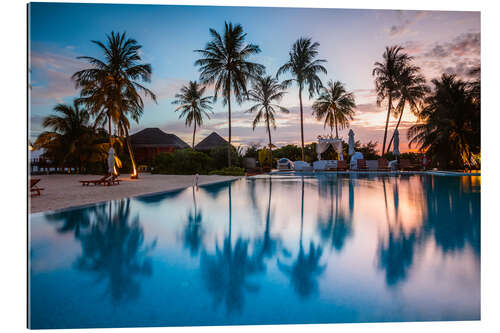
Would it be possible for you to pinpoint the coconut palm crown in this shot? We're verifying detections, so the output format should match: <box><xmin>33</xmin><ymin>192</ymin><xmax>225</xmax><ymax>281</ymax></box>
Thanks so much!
<box><xmin>172</xmin><ymin>81</ymin><xmax>213</xmax><ymax>148</ymax></box>
<box><xmin>195</xmin><ymin>22</ymin><xmax>265</xmax><ymax>167</ymax></box>
<box><xmin>277</xmin><ymin>37</ymin><xmax>327</xmax><ymax>161</ymax></box>
<box><xmin>312</xmin><ymin>80</ymin><xmax>356</xmax><ymax>138</ymax></box>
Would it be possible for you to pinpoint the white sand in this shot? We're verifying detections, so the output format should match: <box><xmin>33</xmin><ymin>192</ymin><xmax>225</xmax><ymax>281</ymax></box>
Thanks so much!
<box><xmin>30</xmin><ymin>173</ymin><xmax>239</xmax><ymax>213</ymax></box>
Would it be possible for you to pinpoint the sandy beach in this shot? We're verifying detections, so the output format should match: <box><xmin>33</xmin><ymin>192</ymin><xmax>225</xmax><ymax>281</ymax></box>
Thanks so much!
<box><xmin>29</xmin><ymin>173</ymin><xmax>239</xmax><ymax>213</ymax></box>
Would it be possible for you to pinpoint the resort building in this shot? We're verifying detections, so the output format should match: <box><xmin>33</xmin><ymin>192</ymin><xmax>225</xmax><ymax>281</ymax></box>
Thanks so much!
<box><xmin>194</xmin><ymin>132</ymin><xmax>228</xmax><ymax>152</ymax></box>
<box><xmin>130</xmin><ymin>128</ymin><xmax>189</xmax><ymax>165</ymax></box>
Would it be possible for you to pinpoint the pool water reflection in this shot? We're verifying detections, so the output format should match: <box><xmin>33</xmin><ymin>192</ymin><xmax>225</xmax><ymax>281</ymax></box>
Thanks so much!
<box><xmin>29</xmin><ymin>174</ymin><xmax>480</xmax><ymax>328</ymax></box>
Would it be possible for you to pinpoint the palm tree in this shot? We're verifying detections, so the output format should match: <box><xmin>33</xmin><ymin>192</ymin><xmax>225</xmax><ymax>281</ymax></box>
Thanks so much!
<box><xmin>34</xmin><ymin>100</ymin><xmax>96</xmax><ymax>172</ymax></box>
<box><xmin>372</xmin><ymin>46</ymin><xmax>412</xmax><ymax>155</ymax></box>
<box><xmin>247</xmin><ymin>75</ymin><xmax>289</xmax><ymax>162</ymax></box>
<box><xmin>386</xmin><ymin>64</ymin><xmax>429</xmax><ymax>152</ymax></box>
<box><xmin>277</xmin><ymin>37</ymin><xmax>327</xmax><ymax>161</ymax></box>
<box><xmin>312</xmin><ymin>80</ymin><xmax>356</xmax><ymax>138</ymax></box>
<box><xmin>195</xmin><ymin>22</ymin><xmax>265</xmax><ymax>167</ymax></box>
<box><xmin>172</xmin><ymin>81</ymin><xmax>213</xmax><ymax>148</ymax></box>
<box><xmin>73</xmin><ymin>31</ymin><xmax>157</xmax><ymax>176</ymax></box>
<box><xmin>407</xmin><ymin>74</ymin><xmax>480</xmax><ymax>169</ymax></box>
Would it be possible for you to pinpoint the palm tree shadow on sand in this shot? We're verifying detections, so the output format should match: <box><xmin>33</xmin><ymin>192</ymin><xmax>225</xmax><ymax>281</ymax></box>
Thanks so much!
<box><xmin>74</xmin><ymin>199</ymin><xmax>157</xmax><ymax>304</ymax></box>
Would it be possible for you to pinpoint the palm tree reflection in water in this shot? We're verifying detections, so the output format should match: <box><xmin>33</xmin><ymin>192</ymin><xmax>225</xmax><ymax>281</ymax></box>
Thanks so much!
<box><xmin>278</xmin><ymin>176</ymin><xmax>325</xmax><ymax>299</ymax></box>
<box><xmin>317</xmin><ymin>175</ymin><xmax>353</xmax><ymax>252</ymax></box>
<box><xmin>74</xmin><ymin>199</ymin><xmax>156</xmax><ymax>304</ymax></box>
<box><xmin>200</xmin><ymin>182</ymin><xmax>260</xmax><ymax>314</ymax></box>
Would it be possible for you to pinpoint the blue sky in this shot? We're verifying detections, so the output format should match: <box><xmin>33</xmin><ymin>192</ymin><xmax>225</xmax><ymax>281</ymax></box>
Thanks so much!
<box><xmin>29</xmin><ymin>2</ymin><xmax>480</xmax><ymax>151</ymax></box>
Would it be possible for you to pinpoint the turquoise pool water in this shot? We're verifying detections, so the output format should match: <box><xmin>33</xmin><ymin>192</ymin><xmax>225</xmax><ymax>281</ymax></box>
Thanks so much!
<box><xmin>28</xmin><ymin>174</ymin><xmax>480</xmax><ymax>329</ymax></box>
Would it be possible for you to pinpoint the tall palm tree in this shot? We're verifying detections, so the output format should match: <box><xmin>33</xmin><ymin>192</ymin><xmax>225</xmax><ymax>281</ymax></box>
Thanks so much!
<box><xmin>407</xmin><ymin>74</ymin><xmax>480</xmax><ymax>169</ymax></box>
<box><xmin>172</xmin><ymin>81</ymin><xmax>213</xmax><ymax>148</ymax></box>
<box><xmin>386</xmin><ymin>64</ymin><xmax>429</xmax><ymax>152</ymax></box>
<box><xmin>312</xmin><ymin>80</ymin><xmax>356</xmax><ymax>138</ymax></box>
<box><xmin>277</xmin><ymin>37</ymin><xmax>327</xmax><ymax>161</ymax></box>
<box><xmin>372</xmin><ymin>46</ymin><xmax>412</xmax><ymax>155</ymax></box>
<box><xmin>247</xmin><ymin>75</ymin><xmax>289</xmax><ymax>162</ymax></box>
<box><xmin>195</xmin><ymin>22</ymin><xmax>265</xmax><ymax>167</ymax></box>
<box><xmin>73</xmin><ymin>31</ymin><xmax>156</xmax><ymax>176</ymax></box>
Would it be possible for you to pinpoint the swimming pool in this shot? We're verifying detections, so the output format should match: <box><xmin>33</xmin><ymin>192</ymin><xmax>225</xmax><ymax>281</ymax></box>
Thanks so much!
<box><xmin>28</xmin><ymin>173</ymin><xmax>480</xmax><ymax>329</ymax></box>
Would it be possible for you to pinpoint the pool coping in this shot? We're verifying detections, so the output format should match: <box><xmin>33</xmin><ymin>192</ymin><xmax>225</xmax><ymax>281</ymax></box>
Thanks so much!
<box><xmin>266</xmin><ymin>170</ymin><xmax>481</xmax><ymax>176</ymax></box>
<box><xmin>29</xmin><ymin>176</ymin><xmax>241</xmax><ymax>217</ymax></box>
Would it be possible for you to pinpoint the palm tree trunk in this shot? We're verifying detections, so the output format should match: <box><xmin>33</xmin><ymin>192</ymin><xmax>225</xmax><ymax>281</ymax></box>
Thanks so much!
<box><xmin>227</xmin><ymin>87</ymin><xmax>232</xmax><ymax>168</ymax></box>
<box><xmin>387</xmin><ymin>108</ymin><xmax>403</xmax><ymax>153</ymax></box>
<box><xmin>192</xmin><ymin>122</ymin><xmax>197</xmax><ymax>149</ymax></box>
<box><xmin>381</xmin><ymin>95</ymin><xmax>393</xmax><ymax>156</ymax></box>
<box><xmin>299</xmin><ymin>85</ymin><xmax>305</xmax><ymax>161</ymax></box>
<box><xmin>266</xmin><ymin>117</ymin><xmax>273</xmax><ymax>167</ymax></box>
<box><xmin>108</xmin><ymin>114</ymin><xmax>113</xmax><ymax>145</ymax></box>
<box><xmin>334</xmin><ymin>115</ymin><xmax>338</xmax><ymax>138</ymax></box>
<box><xmin>125</xmin><ymin>128</ymin><xmax>138</xmax><ymax>179</ymax></box>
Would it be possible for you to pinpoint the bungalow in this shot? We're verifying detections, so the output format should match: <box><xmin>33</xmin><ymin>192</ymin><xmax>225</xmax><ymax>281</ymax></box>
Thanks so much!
<box><xmin>130</xmin><ymin>128</ymin><xmax>189</xmax><ymax>165</ymax></box>
<box><xmin>194</xmin><ymin>132</ymin><xmax>228</xmax><ymax>152</ymax></box>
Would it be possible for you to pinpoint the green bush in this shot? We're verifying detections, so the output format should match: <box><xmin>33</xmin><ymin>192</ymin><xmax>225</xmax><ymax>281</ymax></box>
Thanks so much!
<box><xmin>208</xmin><ymin>167</ymin><xmax>245</xmax><ymax>176</ymax></box>
<box><xmin>152</xmin><ymin>149</ymin><xmax>213</xmax><ymax>174</ymax></box>
<box><xmin>208</xmin><ymin>146</ymin><xmax>242</xmax><ymax>169</ymax></box>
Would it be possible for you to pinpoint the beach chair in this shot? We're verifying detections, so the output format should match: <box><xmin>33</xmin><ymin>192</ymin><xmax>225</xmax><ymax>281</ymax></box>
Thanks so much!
<box><xmin>336</xmin><ymin>160</ymin><xmax>348</xmax><ymax>171</ymax></box>
<box><xmin>79</xmin><ymin>175</ymin><xmax>111</xmax><ymax>186</ymax></box>
<box><xmin>377</xmin><ymin>158</ymin><xmax>391</xmax><ymax>171</ymax></box>
<box><xmin>103</xmin><ymin>175</ymin><xmax>121</xmax><ymax>186</ymax></box>
<box><xmin>356</xmin><ymin>159</ymin><xmax>368</xmax><ymax>171</ymax></box>
<box><xmin>399</xmin><ymin>159</ymin><xmax>420</xmax><ymax>171</ymax></box>
<box><xmin>30</xmin><ymin>178</ymin><xmax>44</xmax><ymax>197</ymax></box>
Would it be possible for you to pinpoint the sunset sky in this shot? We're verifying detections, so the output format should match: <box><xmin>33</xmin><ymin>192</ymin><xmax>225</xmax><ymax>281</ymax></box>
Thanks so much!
<box><xmin>29</xmin><ymin>3</ymin><xmax>480</xmax><ymax>152</ymax></box>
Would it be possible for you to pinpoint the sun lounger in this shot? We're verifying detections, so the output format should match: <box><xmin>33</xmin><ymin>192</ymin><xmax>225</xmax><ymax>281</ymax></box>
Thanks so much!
<box><xmin>79</xmin><ymin>175</ymin><xmax>111</xmax><ymax>186</ymax></box>
<box><xmin>30</xmin><ymin>178</ymin><xmax>44</xmax><ymax>197</ymax></box>
<box><xmin>356</xmin><ymin>159</ymin><xmax>368</xmax><ymax>171</ymax></box>
<box><xmin>336</xmin><ymin>160</ymin><xmax>348</xmax><ymax>171</ymax></box>
<box><xmin>103</xmin><ymin>175</ymin><xmax>121</xmax><ymax>186</ymax></box>
<box><xmin>399</xmin><ymin>159</ymin><xmax>420</xmax><ymax>171</ymax></box>
<box><xmin>377</xmin><ymin>158</ymin><xmax>391</xmax><ymax>171</ymax></box>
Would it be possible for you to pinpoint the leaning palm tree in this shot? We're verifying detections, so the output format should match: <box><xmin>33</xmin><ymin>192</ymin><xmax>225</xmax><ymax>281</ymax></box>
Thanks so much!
<box><xmin>312</xmin><ymin>80</ymin><xmax>356</xmax><ymax>138</ymax></box>
<box><xmin>277</xmin><ymin>37</ymin><xmax>327</xmax><ymax>161</ymax></box>
<box><xmin>386</xmin><ymin>64</ymin><xmax>429</xmax><ymax>152</ymax></box>
<box><xmin>247</xmin><ymin>75</ymin><xmax>289</xmax><ymax>162</ymax></box>
<box><xmin>372</xmin><ymin>46</ymin><xmax>412</xmax><ymax>155</ymax></box>
<box><xmin>172</xmin><ymin>81</ymin><xmax>213</xmax><ymax>148</ymax></box>
<box><xmin>73</xmin><ymin>31</ymin><xmax>157</xmax><ymax>176</ymax></box>
<box><xmin>195</xmin><ymin>22</ymin><xmax>265</xmax><ymax>167</ymax></box>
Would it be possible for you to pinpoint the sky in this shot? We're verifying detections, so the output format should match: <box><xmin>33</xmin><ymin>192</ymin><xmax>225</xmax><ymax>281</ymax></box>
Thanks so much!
<box><xmin>28</xmin><ymin>2</ymin><xmax>480</xmax><ymax>153</ymax></box>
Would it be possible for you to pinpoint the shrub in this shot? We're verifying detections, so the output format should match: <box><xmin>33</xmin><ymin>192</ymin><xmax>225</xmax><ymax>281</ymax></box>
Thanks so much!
<box><xmin>153</xmin><ymin>149</ymin><xmax>213</xmax><ymax>174</ymax></box>
<box><xmin>258</xmin><ymin>148</ymin><xmax>272</xmax><ymax>168</ymax></box>
<box><xmin>208</xmin><ymin>167</ymin><xmax>245</xmax><ymax>176</ymax></box>
<box><xmin>208</xmin><ymin>146</ymin><xmax>242</xmax><ymax>169</ymax></box>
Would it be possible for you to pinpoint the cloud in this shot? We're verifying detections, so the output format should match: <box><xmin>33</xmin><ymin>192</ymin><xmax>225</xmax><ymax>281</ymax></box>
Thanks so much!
<box><xmin>423</xmin><ymin>32</ymin><xmax>480</xmax><ymax>59</ymax></box>
<box><xmin>388</xmin><ymin>11</ymin><xmax>428</xmax><ymax>37</ymax></box>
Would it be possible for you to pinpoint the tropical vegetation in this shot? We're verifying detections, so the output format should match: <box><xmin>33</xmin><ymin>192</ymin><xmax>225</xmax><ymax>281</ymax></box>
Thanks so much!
<box><xmin>72</xmin><ymin>31</ymin><xmax>156</xmax><ymax>176</ymax></box>
<box><xmin>247</xmin><ymin>75</ymin><xmax>289</xmax><ymax>162</ymax></box>
<box><xmin>172</xmin><ymin>81</ymin><xmax>213</xmax><ymax>148</ymax></box>
<box><xmin>277</xmin><ymin>37</ymin><xmax>327</xmax><ymax>161</ymax></box>
<box><xmin>195</xmin><ymin>22</ymin><xmax>265</xmax><ymax>167</ymax></box>
<box><xmin>312</xmin><ymin>80</ymin><xmax>356</xmax><ymax>138</ymax></box>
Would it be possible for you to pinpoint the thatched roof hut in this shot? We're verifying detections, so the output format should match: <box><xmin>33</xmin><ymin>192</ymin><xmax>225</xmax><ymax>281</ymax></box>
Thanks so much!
<box><xmin>194</xmin><ymin>132</ymin><xmax>228</xmax><ymax>151</ymax></box>
<box><xmin>130</xmin><ymin>128</ymin><xmax>189</xmax><ymax>164</ymax></box>
<box><xmin>130</xmin><ymin>128</ymin><xmax>189</xmax><ymax>149</ymax></box>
